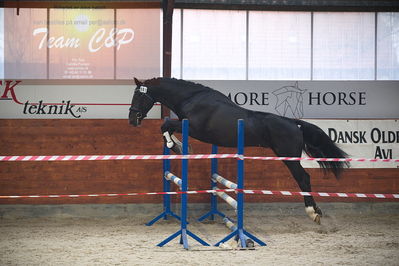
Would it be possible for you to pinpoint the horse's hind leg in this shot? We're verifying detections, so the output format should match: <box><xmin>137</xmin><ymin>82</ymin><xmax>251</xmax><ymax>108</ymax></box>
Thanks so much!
<box><xmin>269</xmin><ymin>121</ymin><xmax>322</xmax><ymax>224</ymax></box>
<box><xmin>283</xmin><ymin>161</ymin><xmax>322</xmax><ymax>224</ymax></box>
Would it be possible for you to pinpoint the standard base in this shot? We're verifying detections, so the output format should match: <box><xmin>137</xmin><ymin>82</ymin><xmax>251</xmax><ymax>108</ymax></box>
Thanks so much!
<box><xmin>157</xmin><ymin>229</ymin><xmax>210</xmax><ymax>250</ymax></box>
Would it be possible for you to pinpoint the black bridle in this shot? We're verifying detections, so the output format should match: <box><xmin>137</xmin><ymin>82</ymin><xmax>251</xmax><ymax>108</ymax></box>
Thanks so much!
<box><xmin>129</xmin><ymin>106</ymin><xmax>144</xmax><ymax>120</ymax></box>
<box><xmin>129</xmin><ymin>90</ymin><xmax>155</xmax><ymax>120</ymax></box>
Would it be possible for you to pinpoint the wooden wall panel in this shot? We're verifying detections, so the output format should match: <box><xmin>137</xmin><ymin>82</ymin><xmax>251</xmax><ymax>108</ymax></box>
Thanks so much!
<box><xmin>0</xmin><ymin>119</ymin><xmax>398</xmax><ymax>204</ymax></box>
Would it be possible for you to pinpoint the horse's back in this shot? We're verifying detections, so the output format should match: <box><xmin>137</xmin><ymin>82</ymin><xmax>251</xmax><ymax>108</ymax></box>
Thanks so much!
<box><xmin>170</xmin><ymin>79</ymin><xmax>302</xmax><ymax>149</ymax></box>
<box><xmin>185</xmin><ymin>95</ymin><xmax>273</xmax><ymax>147</ymax></box>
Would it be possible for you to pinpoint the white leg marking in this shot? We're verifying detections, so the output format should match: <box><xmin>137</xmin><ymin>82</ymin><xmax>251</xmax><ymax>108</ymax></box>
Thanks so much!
<box><xmin>163</xmin><ymin>132</ymin><xmax>174</xmax><ymax>148</ymax></box>
<box><xmin>305</xmin><ymin>206</ymin><xmax>320</xmax><ymax>223</ymax></box>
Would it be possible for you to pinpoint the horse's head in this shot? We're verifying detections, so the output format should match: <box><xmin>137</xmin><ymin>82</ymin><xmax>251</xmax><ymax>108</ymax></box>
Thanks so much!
<box><xmin>129</xmin><ymin>77</ymin><xmax>155</xmax><ymax>127</ymax></box>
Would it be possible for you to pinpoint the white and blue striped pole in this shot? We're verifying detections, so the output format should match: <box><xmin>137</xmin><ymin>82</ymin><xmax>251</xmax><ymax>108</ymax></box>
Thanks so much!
<box><xmin>157</xmin><ymin>119</ymin><xmax>209</xmax><ymax>249</ymax></box>
<box><xmin>197</xmin><ymin>144</ymin><xmax>226</xmax><ymax>221</ymax></box>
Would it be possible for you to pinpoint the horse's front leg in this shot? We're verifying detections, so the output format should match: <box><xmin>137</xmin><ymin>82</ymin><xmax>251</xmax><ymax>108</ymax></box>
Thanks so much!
<box><xmin>161</xmin><ymin>120</ymin><xmax>188</xmax><ymax>154</ymax></box>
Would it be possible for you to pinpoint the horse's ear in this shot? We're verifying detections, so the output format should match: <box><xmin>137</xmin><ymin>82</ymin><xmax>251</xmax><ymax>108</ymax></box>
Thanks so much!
<box><xmin>134</xmin><ymin>77</ymin><xmax>142</xmax><ymax>86</ymax></box>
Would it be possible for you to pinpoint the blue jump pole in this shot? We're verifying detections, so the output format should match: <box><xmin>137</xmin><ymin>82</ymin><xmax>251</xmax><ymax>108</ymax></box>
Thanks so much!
<box><xmin>214</xmin><ymin>119</ymin><xmax>267</xmax><ymax>248</ymax></box>
<box><xmin>236</xmin><ymin>118</ymin><xmax>247</xmax><ymax>247</ymax></box>
<box><xmin>145</xmin><ymin>145</ymin><xmax>181</xmax><ymax>226</ymax></box>
<box><xmin>157</xmin><ymin>119</ymin><xmax>210</xmax><ymax>249</ymax></box>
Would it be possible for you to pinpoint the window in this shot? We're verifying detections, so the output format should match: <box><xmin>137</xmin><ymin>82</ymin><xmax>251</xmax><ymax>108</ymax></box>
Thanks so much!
<box><xmin>0</xmin><ymin>9</ymin><xmax>3</xmax><ymax>79</ymax></box>
<box><xmin>1</xmin><ymin>8</ymin><xmax>160</xmax><ymax>79</ymax></box>
<box><xmin>248</xmin><ymin>11</ymin><xmax>311</xmax><ymax>80</ymax></box>
<box><xmin>172</xmin><ymin>8</ymin><xmax>181</xmax><ymax>79</ymax></box>
<box><xmin>2</xmin><ymin>8</ymin><xmax>398</xmax><ymax>81</ymax></box>
<box><xmin>313</xmin><ymin>12</ymin><xmax>375</xmax><ymax>80</ymax></box>
<box><xmin>4</xmin><ymin>8</ymin><xmax>48</xmax><ymax>79</ymax></box>
<box><xmin>48</xmin><ymin>9</ymin><xmax>115</xmax><ymax>79</ymax></box>
<box><xmin>181</xmin><ymin>10</ymin><xmax>246</xmax><ymax>79</ymax></box>
<box><xmin>377</xmin><ymin>12</ymin><xmax>399</xmax><ymax>80</ymax></box>
<box><xmin>116</xmin><ymin>9</ymin><xmax>161</xmax><ymax>79</ymax></box>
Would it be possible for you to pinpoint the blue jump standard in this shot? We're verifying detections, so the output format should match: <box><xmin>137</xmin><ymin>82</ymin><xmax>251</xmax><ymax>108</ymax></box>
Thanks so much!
<box><xmin>145</xmin><ymin>146</ymin><xmax>181</xmax><ymax>226</ymax></box>
<box><xmin>147</xmin><ymin>119</ymin><xmax>210</xmax><ymax>249</ymax></box>
<box><xmin>198</xmin><ymin>119</ymin><xmax>267</xmax><ymax>248</ymax></box>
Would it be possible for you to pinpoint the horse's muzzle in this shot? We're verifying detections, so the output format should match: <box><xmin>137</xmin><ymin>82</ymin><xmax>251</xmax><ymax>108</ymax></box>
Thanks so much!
<box><xmin>129</xmin><ymin>119</ymin><xmax>141</xmax><ymax>127</ymax></box>
<box><xmin>129</xmin><ymin>111</ymin><xmax>143</xmax><ymax>127</ymax></box>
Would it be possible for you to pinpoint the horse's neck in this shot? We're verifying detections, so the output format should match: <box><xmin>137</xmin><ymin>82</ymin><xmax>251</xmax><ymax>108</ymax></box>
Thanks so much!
<box><xmin>151</xmin><ymin>80</ymin><xmax>199</xmax><ymax>114</ymax></box>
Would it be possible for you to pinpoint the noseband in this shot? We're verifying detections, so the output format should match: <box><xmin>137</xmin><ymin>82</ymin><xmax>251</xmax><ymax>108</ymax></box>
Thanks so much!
<box><xmin>129</xmin><ymin>89</ymin><xmax>155</xmax><ymax>119</ymax></box>
<box><xmin>129</xmin><ymin>106</ymin><xmax>144</xmax><ymax>119</ymax></box>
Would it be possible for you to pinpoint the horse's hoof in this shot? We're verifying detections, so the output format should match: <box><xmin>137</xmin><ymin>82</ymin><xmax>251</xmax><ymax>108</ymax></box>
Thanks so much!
<box><xmin>171</xmin><ymin>143</ymin><xmax>183</xmax><ymax>154</ymax></box>
<box><xmin>314</xmin><ymin>214</ymin><xmax>321</xmax><ymax>225</ymax></box>
<box><xmin>170</xmin><ymin>143</ymin><xmax>193</xmax><ymax>154</ymax></box>
<box><xmin>246</xmin><ymin>239</ymin><xmax>255</xmax><ymax>248</ymax></box>
<box><xmin>170</xmin><ymin>135</ymin><xmax>194</xmax><ymax>154</ymax></box>
<box><xmin>306</xmin><ymin>206</ymin><xmax>322</xmax><ymax>225</ymax></box>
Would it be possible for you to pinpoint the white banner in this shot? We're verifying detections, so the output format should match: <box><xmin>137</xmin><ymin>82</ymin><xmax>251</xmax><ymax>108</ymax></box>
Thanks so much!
<box><xmin>0</xmin><ymin>80</ymin><xmax>160</xmax><ymax>119</ymax></box>
<box><xmin>2</xmin><ymin>80</ymin><xmax>398</xmax><ymax>120</ymax></box>
<box><xmin>302</xmin><ymin>120</ymin><xmax>399</xmax><ymax>168</ymax></box>
<box><xmin>196</xmin><ymin>80</ymin><xmax>399</xmax><ymax>119</ymax></box>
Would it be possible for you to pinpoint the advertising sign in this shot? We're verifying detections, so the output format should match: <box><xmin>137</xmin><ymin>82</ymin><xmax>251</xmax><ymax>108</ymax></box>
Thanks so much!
<box><xmin>2</xmin><ymin>8</ymin><xmax>160</xmax><ymax>79</ymax></box>
<box><xmin>197</xmin><ymin>80</ymin><xmax>399</xmax><ymax>119</ymax></box>
<box><xmin>1</xmin><ymin>79</ymin><xmax>398</xmax><ymax>120</ymax></box>
<box><xmin>301</xmin><ymin>120</ymin><xmax>398</xmax><ymax>169</ymax></box>
<box><xmin>0</xmin><ymin>80</ymin><xmax>160</xmax><ymax>119</ymax></box>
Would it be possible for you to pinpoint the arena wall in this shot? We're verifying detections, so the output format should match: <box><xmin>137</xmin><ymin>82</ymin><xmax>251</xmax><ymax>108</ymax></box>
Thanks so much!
<box><xmin>0</xmin><ymin>119</ymin><xmax>397</xmax><ymax>205</ymax></box>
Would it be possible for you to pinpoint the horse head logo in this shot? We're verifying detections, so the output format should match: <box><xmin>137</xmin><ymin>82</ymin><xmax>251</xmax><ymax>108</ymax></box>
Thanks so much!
<box><xmin>272</xmin><ymin>82</ymin><xmax>306</xmax><ymax>119</ymax></box>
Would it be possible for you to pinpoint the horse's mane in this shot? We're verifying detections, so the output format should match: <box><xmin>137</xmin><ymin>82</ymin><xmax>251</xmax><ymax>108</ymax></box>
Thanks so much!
<box><xmin>146</xmin><ymin>77</ymin><xmax>217</xmax><ymax>94</ymax></box>
<box><xmin>144</xmin><ymin>77</ymin><xmax>236</xmax><ymax>107</ymax></box>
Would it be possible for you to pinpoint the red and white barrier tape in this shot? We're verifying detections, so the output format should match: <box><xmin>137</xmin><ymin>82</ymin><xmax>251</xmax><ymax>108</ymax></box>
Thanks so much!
<box><xmin>238</xmin><ymin>189</ymin><xmax>399</xmax><ymax>199</ymax></box>
<box><xmin>0</xmin><ymin>189</ymin><xmax>235</xmax><ymax>199</ymax></box>
<box><xmin>0</xmin><ymin>154</ymin><xmax>237</xmax><ymax>161</ymax></box>
<box><xmin>0</xmin><ymin>189</ymin><xmax>397</xmax><ymax>199</ymax></box>
<box><xmin>244</xmin><ymin>156</ymin><xmax>399</xmax><ymax>163</ymax></box>
<box><xmin>0</xmin><ymin>154</ymin><xmax>398</xmax><ymax>163</ymax></box>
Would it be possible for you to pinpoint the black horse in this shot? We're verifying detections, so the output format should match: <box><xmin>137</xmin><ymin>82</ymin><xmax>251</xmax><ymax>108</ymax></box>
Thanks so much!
<box><xmin>129</xmin><ymin>77</ymin><xmax>349</xmax><ymax>224</ymax></box>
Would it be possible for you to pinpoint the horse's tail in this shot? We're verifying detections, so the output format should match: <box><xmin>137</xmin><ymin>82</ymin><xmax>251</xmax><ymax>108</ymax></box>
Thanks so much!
<box><xmin>296</xmin><ymin>120</ymin><xmax>349</xmax><ymax>178</ymax></box>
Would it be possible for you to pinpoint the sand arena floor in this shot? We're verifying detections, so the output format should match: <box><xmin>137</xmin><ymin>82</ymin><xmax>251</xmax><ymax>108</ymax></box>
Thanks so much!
<box><xmin>1</xmin><ymin>206</ymin><xmax>398</xmax><ymax>265</ymax></box>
